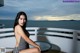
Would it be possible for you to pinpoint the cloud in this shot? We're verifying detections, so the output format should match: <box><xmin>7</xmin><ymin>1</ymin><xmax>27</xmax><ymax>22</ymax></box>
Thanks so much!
<box><xmin>34</xmin><ymin>14</ymin><xmax>80</xmax><ymax>21</ymax></box>
<box><xmin>0</xmin><ymin>0</ymin><xmax>80</xmax><ymax>20</ymax></box>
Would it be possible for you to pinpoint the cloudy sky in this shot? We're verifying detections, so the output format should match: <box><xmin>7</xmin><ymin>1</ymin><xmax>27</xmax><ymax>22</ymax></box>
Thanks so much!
<box><xmin>0</xmin><ymin>0</ymin><xmax>80</xmax><ymax>21</ymax></box>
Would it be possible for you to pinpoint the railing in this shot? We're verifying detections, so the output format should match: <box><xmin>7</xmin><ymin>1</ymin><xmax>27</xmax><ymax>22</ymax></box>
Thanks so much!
<box><xmin>0</xmin><ymin>27</ymin><xmax>80</xmax><ymax>53</ymax></box>
<box><xmin>0</xmin><ymin>27</ymin><xmax>80</xmax><ymax>39</ymax></box>
<box><xmin>0</xmin><ymin>27</ymin><xmax>39</xmax><ymax>40</ymax></box>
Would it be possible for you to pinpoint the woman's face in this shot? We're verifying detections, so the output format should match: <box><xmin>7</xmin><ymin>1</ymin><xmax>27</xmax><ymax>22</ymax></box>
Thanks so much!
<box><xmin>18</xmin><ymin>15</ymin><xmax>26</xmax><ymax>26</ymax></box>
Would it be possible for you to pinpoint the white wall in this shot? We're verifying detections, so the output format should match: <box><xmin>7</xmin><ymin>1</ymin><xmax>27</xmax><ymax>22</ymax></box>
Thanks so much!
<box><xmin>0</xmin><ymin>36</ymin><xmax>80</xmax><ymax>53</ymax></box>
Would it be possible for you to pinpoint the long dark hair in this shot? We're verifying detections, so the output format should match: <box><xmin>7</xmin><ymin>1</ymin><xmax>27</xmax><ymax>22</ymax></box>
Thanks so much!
<box><xmin>13</xmin><ymin>11</ymin><xmax>27</xmax><ymax>30</ymax></box>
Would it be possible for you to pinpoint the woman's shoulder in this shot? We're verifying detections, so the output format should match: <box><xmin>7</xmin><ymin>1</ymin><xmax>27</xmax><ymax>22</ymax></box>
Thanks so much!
<box><xmin>15</xmin><ymin>25</ymin><xmax>22</xmax><ymax>30</ymax></box>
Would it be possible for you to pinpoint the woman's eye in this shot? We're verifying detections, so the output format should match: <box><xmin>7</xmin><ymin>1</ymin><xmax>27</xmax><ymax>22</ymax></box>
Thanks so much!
<box><xmin>20</xmin><ymin>18</ymin><xmax>25</xmax><ymax>21</ymax></box>
<box><xmin>20</xmin><ymin>18</ymin><xmax>23</xmax><ymax>20</ymax></box>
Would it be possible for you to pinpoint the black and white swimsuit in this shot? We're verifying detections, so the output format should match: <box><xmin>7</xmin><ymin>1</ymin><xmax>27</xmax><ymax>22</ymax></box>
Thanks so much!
<box><xmin>13</xmin><ymin>29</ymin><xmax>30</xmax><ymax>53</ymax></box>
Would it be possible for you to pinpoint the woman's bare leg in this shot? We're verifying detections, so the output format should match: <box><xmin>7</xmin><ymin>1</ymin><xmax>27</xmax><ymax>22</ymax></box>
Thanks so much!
<box><xmin>19</xmin><ymin>47</ymin><xmax>41</xmax><ymax>53</ymax></box>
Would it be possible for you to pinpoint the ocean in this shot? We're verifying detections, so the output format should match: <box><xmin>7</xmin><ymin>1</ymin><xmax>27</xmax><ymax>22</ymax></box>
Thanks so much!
<box><xmin>0</xmin><ymin>20</ymin><xmax>80</xmax><ymax>30</ymax></box>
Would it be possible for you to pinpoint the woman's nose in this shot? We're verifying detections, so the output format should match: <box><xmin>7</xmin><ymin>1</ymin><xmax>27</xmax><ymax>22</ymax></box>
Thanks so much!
<box><xmin>22</xmin><ymin>20</ymin><xmax>25</xmax><ymax>23</ymax></box>
<box><xmin>22</xmin><ymin>20</ymin><xmax>24</xmax><ymax>23</ymax></box>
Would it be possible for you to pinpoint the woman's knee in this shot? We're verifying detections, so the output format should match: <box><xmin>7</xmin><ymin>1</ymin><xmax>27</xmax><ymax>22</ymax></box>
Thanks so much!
<box><xmin>34</xmin><ymin>48</ymin><xmax>40</xmax><ymax>52</ymax></box>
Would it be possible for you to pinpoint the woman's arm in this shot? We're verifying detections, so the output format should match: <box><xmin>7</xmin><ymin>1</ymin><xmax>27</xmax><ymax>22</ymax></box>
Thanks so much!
<box><xmin>15</xmin><ymin>25</ymin><xmax>40</xmax><ymax>49</ymax></box>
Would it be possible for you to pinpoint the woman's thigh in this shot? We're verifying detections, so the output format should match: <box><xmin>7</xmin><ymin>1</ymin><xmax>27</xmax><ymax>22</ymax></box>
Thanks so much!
<box><xmin>19</xmin><ymin>48</ymin><xmax>39</xmax><ymax>53</ymax></box>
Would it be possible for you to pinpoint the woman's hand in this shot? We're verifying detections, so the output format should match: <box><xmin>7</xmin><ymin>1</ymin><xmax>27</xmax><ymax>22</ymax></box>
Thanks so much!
<box><xmin>35</xmin><ymin>45</ymin><xmax>41</xmax><ymax>51</ymax></box>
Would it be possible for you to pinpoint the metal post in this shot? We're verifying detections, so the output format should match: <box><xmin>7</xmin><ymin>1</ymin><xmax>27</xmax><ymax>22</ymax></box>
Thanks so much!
<box><xmin>35</xmin><ymin>28</ymin><xmax>38</xmax><ymax>41</ymax></box>
<box><xmin>72</xmin><ymin>31</ymin><xmax>78</xmax><ymax>53</ymax></box>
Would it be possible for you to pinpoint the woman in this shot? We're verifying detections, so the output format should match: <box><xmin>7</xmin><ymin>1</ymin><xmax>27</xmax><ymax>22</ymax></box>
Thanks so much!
<box><xmin>13</xmin><ymin>11</ymin><xmax>41</xmax><ymax>53</ymax></box>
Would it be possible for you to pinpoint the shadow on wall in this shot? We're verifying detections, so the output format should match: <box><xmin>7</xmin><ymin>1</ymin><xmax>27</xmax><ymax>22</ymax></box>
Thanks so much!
<box><xmin>37</xmin><ymin>28</ymin><xmax>61</xmax><ymax>53</ymax></box>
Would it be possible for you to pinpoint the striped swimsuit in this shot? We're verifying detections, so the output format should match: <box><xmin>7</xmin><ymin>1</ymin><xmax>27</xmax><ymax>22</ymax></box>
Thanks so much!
<box><xmin>13</xmin><ymin>29</ymin><xmax>30</xmax><ymax>53</ymax></box>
